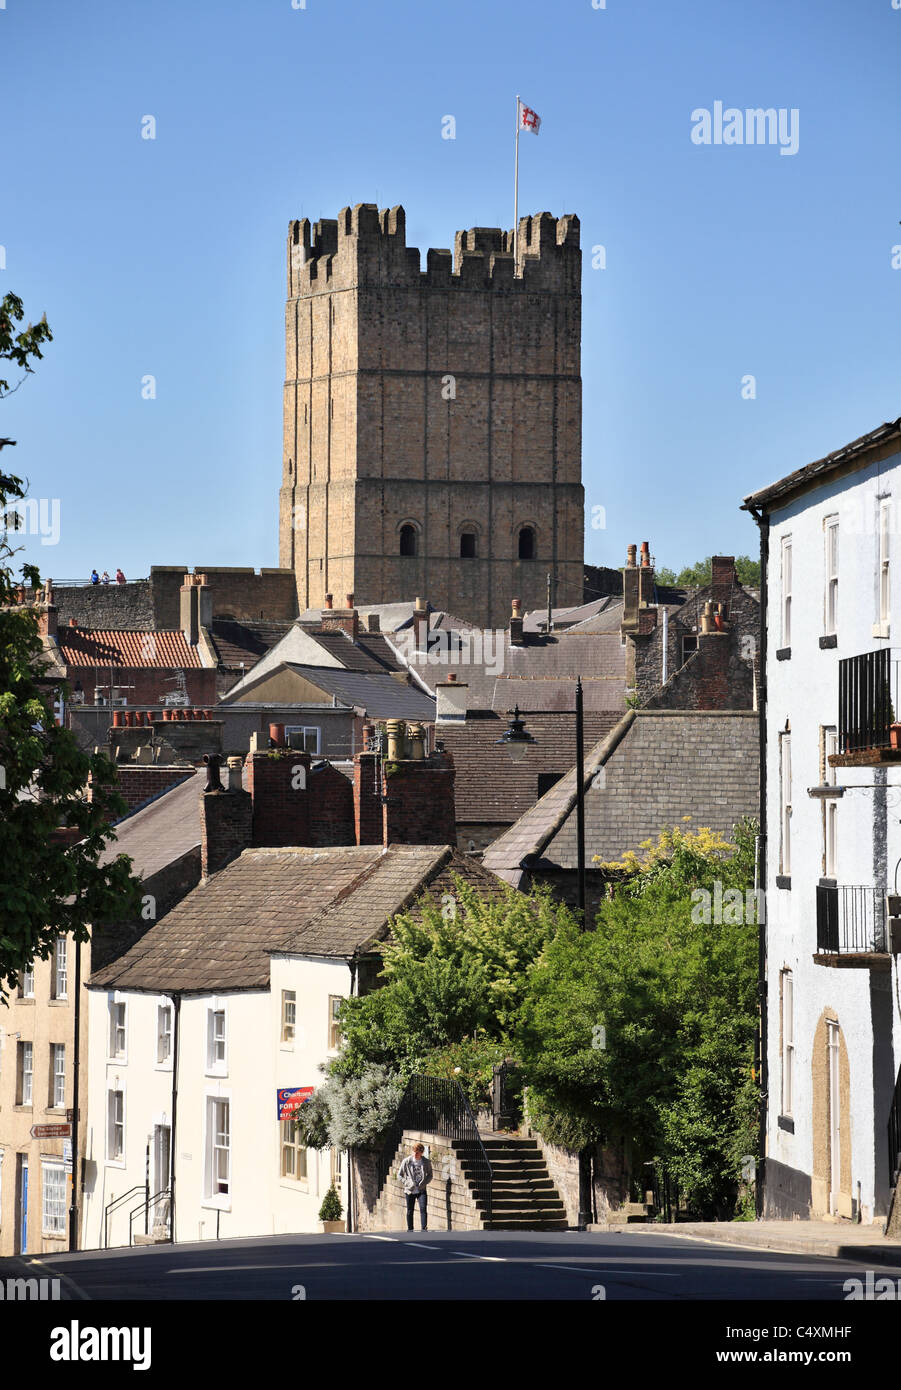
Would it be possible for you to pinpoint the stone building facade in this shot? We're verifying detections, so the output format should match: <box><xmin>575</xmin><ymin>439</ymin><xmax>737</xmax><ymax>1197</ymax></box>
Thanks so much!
<box><xmin>278</xmin><ymin>203</ymin><xmax>585</xmax><ymax>629</ymax></box>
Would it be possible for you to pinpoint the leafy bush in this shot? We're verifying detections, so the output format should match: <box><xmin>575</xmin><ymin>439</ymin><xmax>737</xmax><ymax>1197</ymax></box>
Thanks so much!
<box><xmin>294</xmin><ymin>1063</ymin><xmax>406</xmax><ymax>1151</ymax></box>
<box><xmin>421</xmin><ymin>1037</ymin><xmax>510</xmax><ymax>1111</ymax></box>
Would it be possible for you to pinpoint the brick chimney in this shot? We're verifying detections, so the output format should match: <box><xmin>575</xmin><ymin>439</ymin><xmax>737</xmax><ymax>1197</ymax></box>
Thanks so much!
<box><xmin>412</xmin><ymin>597</ymin><xmax>428</xmax><ymax>653</ymax></box>
<box><xmin>353</xmin><ymin>745</ymin><xmax>383</xmax><ymax>845</ymax></box>
<box><xmin>711</xmin><ymin>555</ymin><xmax>736</xmax><ymax>615</ymax></box>
<box><xmin>320</xmin><ymin>593</ymin><xmax>359</xmax><ymax>641</ymax></box>
<box><xmin>247</xmin><ymin>724</ymin><xmax>312</xmax><ymax>846</ymax></box>
<box><xmin>509</xmin><ymin>597</ymin><xmax>524</xmax><ymax>646</ymax></box>
<box><xmin>200</xmin><ymin>754</ymin><xmax>253</xmax><ymax>877</ymax></box>
<box><xmin>638</xmin><ymin>541</ymin><xmax>655</xmax><ymax>608</ymax></box>
<box><xmin>36</xmin><ymin>591</ymin><xmax>58</xmax><ymax>638</ymax></box>
<box><xmin>622</xmin><ymin>544</ymin><xmax>640</xmax><ymax>632</ymax></box>
<box><xmin>180</xmin><ymin>573</ymin><xmax>199</xmax><ymax>646</ymax></box>
<box><xmin>366</xmin><ymin>612</ymin><xmax>381</xmax><ymax>633</ymax></box>
<box><xmin>375</xmin><ymin>719</ymin><xmax>456</xmax><ymax>845</ymax></box>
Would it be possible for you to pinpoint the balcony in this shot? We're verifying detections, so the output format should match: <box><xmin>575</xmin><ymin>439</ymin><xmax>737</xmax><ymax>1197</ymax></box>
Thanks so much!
<box><xmin>832</xmin><ymin>649</ymin><xmax>901</xmax><ymax>766</ymax></box>
<box><xmin>814</xmin><ymin>884</ymin><xmax>892</xmax><ymax>969</ymax></box>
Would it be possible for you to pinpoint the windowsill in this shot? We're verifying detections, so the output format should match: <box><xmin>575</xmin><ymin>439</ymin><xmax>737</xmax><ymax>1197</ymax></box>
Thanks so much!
<box><xmin>14</xmin><ymin>1104</ymin><xmax>33</xmax><ymax>1112</ymax></box>
<box><xmin>818</xmin><ymin>877</ymin><xmax>837</xmax><ymax>887</ymax></box>
<box><xmin>154</xmin><ymin>1061</ymin><xmax>174</xmax><ymax>1072</ymax></box>
<box><xmin>775</xmin><ymin>876</ymin><xmax>792</xmax><ymax>889</ymax></box>
<box><xmin>776</xmin><ymin>647</ymin><xmax>791</xmax><ymax>661</ymax></box>
<box><xmin>279</xmin><ymin>1042</ymin><xmax>295</xmax><ymax>1052</ymax></box>
<box><xmin>201</xmin><ymin>1195</ymin><xmax>231</xmax><ymax>1212</ymax></box>
<box><xmin>108</xmin><ymin>1056</ymin><xmax>128</xmax><ymax>1066</ymax></box>
<box><xmin>819</xmin><ymin>634</ymin><xmax>837</xmax><ymax>650</ymax></box>
<box><xmin>16</xmin><ymin>997</ymin><xmax>35</xmax><ymax>1006</ymax></box>
<box><xmin>279</xmin><ymin>1177</ymin><xmax>310</xmax><ymax>1194</ymax></box>
<box><xmin>105</xmin><ymin>1158</ymin><xmax>126</xmax><ymax>1169</ymax></box>
<box><xmin>49</xmin><ymin>998</ymin><xmax>69</xmax><ymax>1006</ymax></box>
<box><xmin>205</xmin><ymin>1068</ymin><xmax>228</xmax><ymax>1080</ymax></box>
<box><xmin>42</xmin><ymin>1231</ymin><xmax>67</xmax><ymax>1241</ymax></box>
<box><xmin>777</xmin><ymin>1115</ymin><xmax>795</xmax><ymax>1134</ymax></box>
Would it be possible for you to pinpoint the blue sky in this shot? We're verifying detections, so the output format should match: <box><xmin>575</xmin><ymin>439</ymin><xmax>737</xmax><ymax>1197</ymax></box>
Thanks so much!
<box><xmin>1</xmin><ymin>0</ymin><xmax>898</xmax><ymax>584</ymax></box>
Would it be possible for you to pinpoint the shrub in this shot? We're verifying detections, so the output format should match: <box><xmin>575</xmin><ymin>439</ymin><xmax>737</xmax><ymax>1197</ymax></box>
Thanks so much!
<box><xmin>318</xmin><ymin>1184</ymin><xmax>343</xmax><ymax>1223</ymax></box>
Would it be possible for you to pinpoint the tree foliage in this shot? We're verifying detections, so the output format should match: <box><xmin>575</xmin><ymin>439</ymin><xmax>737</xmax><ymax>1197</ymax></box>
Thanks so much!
<box><xmin>0</xmin><ymin>296</ymin><xmax>142</xmax><ymax>998</ymax></box>
<box><xmin>515</xmin><ymin>820</ymin><xmax>760</xmax><ymax>1216</ymax></box>
<box><xmin>656</xmin><ymin>555</ymin><xmax>760</xmax><ymax>588</ymax></box>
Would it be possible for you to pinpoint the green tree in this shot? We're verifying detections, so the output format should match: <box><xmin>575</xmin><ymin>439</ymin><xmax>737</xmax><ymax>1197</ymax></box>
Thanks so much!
<box><xmin>0</xmin><ymin>295</ymin><xmax>142</xmax><ymax>998</ymax></box>
<box><xmin>333</xmin><ymin>877</ymin><xmax>573</xmax><ymax>1080</ymax></box>
<box><xmin>515</xmin><ymin>821</ymin><xmax>759</xmax><ymax>1216</ymax></box>
<box><xmin>656</xmin><ymin>555</ymin><xmax>760</xmax><ymax>588</ymax></box>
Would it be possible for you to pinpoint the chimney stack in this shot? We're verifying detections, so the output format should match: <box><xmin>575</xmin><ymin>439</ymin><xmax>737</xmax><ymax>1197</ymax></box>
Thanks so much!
<box><xmin>180</xmin><ymin>573</ymin><xmax>199</xmax><ymax>646</ymax></box>
<box><xmin>509</xmin><ymin>596</ymin><xmax>524</xmax><ymax>646</ymax></box>
<box><xmin>638</xmin><ymin>541</ymin><xmax>656</xmax><ymax>608</ymax></box>
<box><xmin>412</xmin><ymin>597</ymin><xmax>428</xmax><ymax>653</ymax></box>
<box><xmin>320</xmin><ymin>594</ymin><xmax>359</xmax><ymax>641</ymax></box>
<box><xmin>355</xmin><ymin>721</ymin><xmax>456</xmax><ymax>847</ymax></box>
<box><xmin>200</xmin><ymin>754</ymin><xmax>252</xmax><ymax>877</ymax></box>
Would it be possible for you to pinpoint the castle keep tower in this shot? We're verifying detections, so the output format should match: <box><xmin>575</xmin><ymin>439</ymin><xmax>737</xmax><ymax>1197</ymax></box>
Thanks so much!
<box><xmin>278</xmin><ymin>203</ymin><xmax>584</xmax><ymax>629</ymax></box>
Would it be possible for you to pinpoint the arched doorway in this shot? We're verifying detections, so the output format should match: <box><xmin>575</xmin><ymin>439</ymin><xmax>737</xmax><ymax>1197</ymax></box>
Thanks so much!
<box><xmin>811</xmin><ymin>1009</ymin><xmax>853</xmax><ymax>1218</ymax></box>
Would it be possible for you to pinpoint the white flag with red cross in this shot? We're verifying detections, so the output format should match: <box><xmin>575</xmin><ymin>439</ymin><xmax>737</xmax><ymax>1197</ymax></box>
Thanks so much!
<box><xmin>520</xmin><ymin>102</ymin><xmax>541</xmax><ymax>134</ymax></box>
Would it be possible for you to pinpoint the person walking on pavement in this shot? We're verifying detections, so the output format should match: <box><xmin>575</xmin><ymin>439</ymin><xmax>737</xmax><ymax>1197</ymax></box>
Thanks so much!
<box><xmin>398</xmin><ymin>1142</ymin><xmax>433</xmax><ymax>1231</ymax></box>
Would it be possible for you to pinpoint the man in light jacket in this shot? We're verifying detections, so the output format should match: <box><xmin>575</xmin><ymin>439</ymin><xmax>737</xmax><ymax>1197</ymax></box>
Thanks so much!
<box><xmin>398</xmin><ymin>1143</ymin><xmax>433</xmax><ymax>1231</ymax></box>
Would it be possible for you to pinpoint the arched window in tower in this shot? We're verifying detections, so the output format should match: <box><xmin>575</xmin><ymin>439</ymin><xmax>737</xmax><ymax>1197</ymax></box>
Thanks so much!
<box><xmin>399</xmin><ymin>524</ymin><xmax>418</xmax><ymax>557</ymax></box>
<box><xmin>518</xmin><ymin>526</ymin><xmax>536</xmax><ymax>560</ymax></box>
<box><xmin>460</xmin><ymin>531</ymin><xmax>477</xmax><ymax>559</ymax></box>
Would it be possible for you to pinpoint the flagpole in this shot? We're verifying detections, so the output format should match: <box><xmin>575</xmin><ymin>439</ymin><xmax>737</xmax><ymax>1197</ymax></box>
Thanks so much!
<box><xmin>513</xmin><ymin>95</ymin><xmax>520</xmax><ymax>275</ymax></box>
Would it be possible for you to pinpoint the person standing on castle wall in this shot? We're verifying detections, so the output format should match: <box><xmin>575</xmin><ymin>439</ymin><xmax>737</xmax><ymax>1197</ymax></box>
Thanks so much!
<box><xmin>398</xmin><ymin>1142</ymin><xmax>433</xmax><ymax>1231</ymax></box>
<box><xmin>115</xmin><ymin>567</ymin><xmax>126</xmax><ymax>584</ymax></box>
<box><xmin>90</xmin><ymin>569</ymin><xmax>99</xmax><ymax>585</ymax></box>
<box><xmin>101</xmin><ymin>570</ymin><xmax>110</xmax><ymax>585</ymax></box>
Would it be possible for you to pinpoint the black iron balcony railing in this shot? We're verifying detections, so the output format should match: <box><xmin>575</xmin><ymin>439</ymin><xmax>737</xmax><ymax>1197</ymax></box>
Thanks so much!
<box><xmin>816</xmin><ymin>883</ymin><xmax>887</xmax><ymax>955</ymax></box>
<box><xmin>838</xmin><ymin>649</ymin><xmax>901</xmax><ymax>753</ymax></box>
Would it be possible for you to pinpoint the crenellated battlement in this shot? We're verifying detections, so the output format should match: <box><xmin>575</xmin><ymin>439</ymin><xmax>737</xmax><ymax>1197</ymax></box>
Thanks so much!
<box><xmin>287</xmin><ymin>203</ymin><xmax>580</xmax><ymax>296</ymax></box>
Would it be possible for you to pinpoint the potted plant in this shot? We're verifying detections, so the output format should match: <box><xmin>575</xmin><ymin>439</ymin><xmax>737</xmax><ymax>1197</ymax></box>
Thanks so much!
<box><xmin>319</xmin><ymin>1183</ymin><xmax>345</xmax><ymax>1234</ymax></box>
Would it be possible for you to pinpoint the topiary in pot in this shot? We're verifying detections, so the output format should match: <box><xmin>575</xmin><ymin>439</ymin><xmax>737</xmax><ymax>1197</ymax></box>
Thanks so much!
<box><xmin>319</xmin><ymin>1183</ymin><xmax>345</xmax><ymax>1232</ymax></box>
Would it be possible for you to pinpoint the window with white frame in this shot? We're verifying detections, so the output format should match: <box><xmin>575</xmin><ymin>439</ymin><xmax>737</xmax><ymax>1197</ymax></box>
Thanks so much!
<box><xmin>281</xmin><ymin>990</ymin><xmax>296</xmax><ymax>1044</ymax></box>
<box><xmin>781</xmin><ymin>536</ymin><xmax>792</xmax><ymax>647</ymax></box>
<box><xmin>157</xmin><ymin>1004</ymin><xmax>172</xmax><ymax>1065</ymax></box>
<box><xmin>206</xmin><ymin>1008</ymin><xmax>226</xmax><ymax>1073</ymax></box>
<box><xmin>281</xmin><ymin>1118</ymin><xmax>308</xmax><ymax>1181</ymax></box>
<box><xmin>17</xmin><ymin>1041</ymin><xmax>33</xmax><ymax>1106</ymax></box>
<box><xmin>206</xmin><ymin>1098</ymin><xmax>230</xmax><ymax>1197</ymax></box>
<box><xmin>780</xmin><ymin>969</ymin><xmax>794</xmax><ymax>1117</ymax></box>
<box><xmin>50</xmin><ymin>1043</ymin><xmax>66</xmax><ymax>1109</ymax></box>
<box><xmin>780</xmin><ymin>732</ymin><xmax>792</xmax><ymax>876</ymax></box>
<box><xmin>823</xmin><ymin>726</ymin><xmax>838</xmax><ymax>878</ymax></box>
<box><xmin>42</xmin><ymin>1161</ymin><xmax>66</xmax><ymax>1236</ymax></box>
<box><xmin>330</xmin><ymin>1146</ymin><xmax>343</xmax><ymax>1185</ymax></box>
<box><xmin>880</xmin><ymin>498</ymin><xmax>892</xmax><ymax>627</ymax></box>
<box><xmin>19</xmin><ymin>965</ymin><xmax>34</xmax><ymax>999</ymax></box>
<box><xmin>824</xmin><ymin>516</ymin><xmax>839</xmax><ymax>635</ymax></box>
<box><xmin>328</xmin><ymin>995</ymin><xmax>342</xmax><ymax>1051</ymax></box>
<box><xmin>51</xmin><ymin>937</ymin><xmax>68</xmax><ymax>1000</ymax></box>
<box><xmin>108</xmin><ymin>1000</ymin><xmax>127</xmax><ymax>1059</ymax></box>
<box><xmin>107</xmin><ymin>1089</ymin><xmax>124</xmax><ymax>1161</ymax></box>
<box><xmin>284</xmin><ymin>726</ymin><xmax>320</xmax><ymax>755</ymax></box>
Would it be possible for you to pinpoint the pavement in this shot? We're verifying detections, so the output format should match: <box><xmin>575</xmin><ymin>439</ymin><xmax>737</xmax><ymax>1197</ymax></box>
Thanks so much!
<box><xmin>603</xmin><ymin>1218</ymin><xmax>901</xmax><ymax>1268</ymax></box>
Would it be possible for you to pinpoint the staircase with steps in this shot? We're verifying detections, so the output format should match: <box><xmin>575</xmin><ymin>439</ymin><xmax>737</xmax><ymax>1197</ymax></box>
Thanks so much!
<box><xmin>465</xmin><ymin>1135</ymin><xmax>568</xmax><ymax>1232</ymax></box>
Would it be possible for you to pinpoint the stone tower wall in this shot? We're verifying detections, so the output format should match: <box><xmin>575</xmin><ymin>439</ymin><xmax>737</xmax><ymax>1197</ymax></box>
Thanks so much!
<box><xmin>279</xmin><ymin>203</ymin><xmax>584</xmax><ymax>628</ymax></box>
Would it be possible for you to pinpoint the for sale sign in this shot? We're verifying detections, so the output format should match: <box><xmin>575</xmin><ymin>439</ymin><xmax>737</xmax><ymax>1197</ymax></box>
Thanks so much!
<box><xmin>277</xmin><ymin>1086</ymin><xmax>314</xmax><ymax>1120</ymax></box>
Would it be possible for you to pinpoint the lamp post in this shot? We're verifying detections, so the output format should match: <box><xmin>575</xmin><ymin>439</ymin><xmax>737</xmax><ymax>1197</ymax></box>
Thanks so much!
<box><xmin>497</xmin><ymin>683</ymin><xmax>593</xmax><ymax>1230</ymax></box>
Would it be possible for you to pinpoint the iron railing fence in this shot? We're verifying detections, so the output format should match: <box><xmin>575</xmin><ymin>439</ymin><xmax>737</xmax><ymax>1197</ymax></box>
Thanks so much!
<box><xmin>838</xmin><ymin>649</ymin><xmax>901</xmax><ymax>753</ymax></box>
<box><xmin>128</xmin><ymin>1188</ymin><xmax>171</xmax><ymax>1245</ymax></box>
<box><xmin>376</xmin><ymin>1075</ymin><xmax>493</xmax><ymax>1223</ymax></box>
<box><xmin>816</xmin><ymin>884</ymin><xmax>887</xmax><ymax>955</ymax></box>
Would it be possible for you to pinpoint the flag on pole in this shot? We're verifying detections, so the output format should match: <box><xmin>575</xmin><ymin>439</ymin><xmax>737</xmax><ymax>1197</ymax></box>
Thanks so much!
<box><xmin>520</xmin><ymin>103</ymin><xmax>541</xmax><ymax>134</ymax></box>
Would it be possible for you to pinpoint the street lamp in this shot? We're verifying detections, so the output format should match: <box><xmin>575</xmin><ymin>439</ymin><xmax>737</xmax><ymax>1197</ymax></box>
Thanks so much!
<box><xmin>495</xmin><ymin>706</ymin><xmax>536</xmax><ymax>764</ymax></box>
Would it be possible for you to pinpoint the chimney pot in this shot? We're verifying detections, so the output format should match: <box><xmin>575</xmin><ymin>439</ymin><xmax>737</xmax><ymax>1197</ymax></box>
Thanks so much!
<box><xmin>640</xmin><ymin>541</ymin><xmax>651</xmax><ymax>568</ymax></box>
<box><xmin>268</xmin><ymin>722</ymin><xmax>286</xmax><ymax>748</ymax></box>
<box><xmin>69</xmin><ymin>617</ymin><xmax>78</xmax><ymax>628</ymax></box>
<box><xmin>324</xmin><ymin>593</ymin><xmax>333</xmax><ymax>609</ymax></box>
<box><xmin>447</xmin><ymin>673</ymin><xmax>457</xmax><ymax>683</ymax></box>
<box><xmin>626</xmin><ymin>545</ymin><xmax>637</xmax><ymax>569</ymax></box>
<box><xmin>346</xmin><ymin>593</ymin><xmax>354</xmax><ymax>608</ymax></box>
<box><xmin>226</xmin><ymin>755</ymin><xmax>243</xmax><ymax>791</ymax></box>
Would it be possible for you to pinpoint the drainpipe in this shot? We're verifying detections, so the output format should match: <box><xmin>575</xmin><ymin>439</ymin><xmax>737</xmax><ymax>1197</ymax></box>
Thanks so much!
<box><xmin>747</xmin><ymin>505</ymin><xmax>769</xmax><ymax>1220</ymax></box>
<box><xmin>169</xmin><ymin>993</ymin><xmax>181</xmax><ymax>1242</ymax></box>
<box><xmin>662</xmin><ymin>606</ymin><xmax>669</xmax><ymax>685</ymax></box>
<box><xmin>67</xmin><ymin>936</ymin><xmax>82</xmax><ymax>1252</ymax></box>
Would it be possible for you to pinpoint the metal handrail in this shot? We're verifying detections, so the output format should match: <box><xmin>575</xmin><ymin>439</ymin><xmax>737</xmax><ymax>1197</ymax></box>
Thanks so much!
<box><xmin>128</xmin><ymin>1188</ymin><xmax>171</xmax><ymax>1245</ymax></box>
<box><xmin>103</xmin><ymin>1184</ymin><xmax>146</xmax><ymax>1249</ymax></box>
<box><xmin>376</xmin><ymin>1075</ymin><xmax>493</xmax><ymax>1223</ymax></box>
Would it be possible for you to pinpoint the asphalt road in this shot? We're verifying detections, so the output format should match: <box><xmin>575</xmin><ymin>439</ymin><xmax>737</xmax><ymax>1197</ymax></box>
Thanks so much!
<box><xmin>27</xmin><ymin>1228</ymin><xmax>885</xmax><ymax>1301</ymax></box>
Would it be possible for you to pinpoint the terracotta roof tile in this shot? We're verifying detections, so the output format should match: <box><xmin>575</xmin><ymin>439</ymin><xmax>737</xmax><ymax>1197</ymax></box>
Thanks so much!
<box><xmin>58</xmin><ymin>629</ymin><xmax>203</xmax><ymax>668</ymax></box>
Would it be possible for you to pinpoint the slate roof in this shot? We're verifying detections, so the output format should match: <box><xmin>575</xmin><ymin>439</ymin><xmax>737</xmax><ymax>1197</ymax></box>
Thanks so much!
<box><xmin>208</xmin><ymin>619</ymin><xmax>294</xmax><ymax>670</ymax></box>
<box><xmin>439</xmin><ymin>711</ymin><xmax>621</xmax><ymax>823</ymax></box>
<box><xmin>303</xmin><ymin>629</ymin><xmax>405</xmax><ymax>673</ymax></box>
<box><xmin>483</xmin><ymin>710</ymin><xmax>759</xmax><ymax>880</ymax></box>
<box><xmin>90</xmin><ymin>844</ymin><xmax>507</xmax><ymax>993</ymax></box>
<box><xmin>58</xmin><ymin>629</ymin><xmax>203</xmax><ymax>669</ymax></box>
<box><xmin>98</xmin><ymin>769</ymin><xmax>205</xmax><ymax>878</ymax></box>
<box><xmin>742</xmin><ymin>416</ymin><xmax>901</xmax><ymax>512</ymax></box>
<box><xmin>411</xmin><ymin>632</ymin><xmax>626</xmax><ymax>710</ymax></box>
<box><xmin>281</xmin><ymin>667</ymin><xmax>436</xmax><ymax>720</ymax></box>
